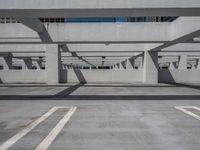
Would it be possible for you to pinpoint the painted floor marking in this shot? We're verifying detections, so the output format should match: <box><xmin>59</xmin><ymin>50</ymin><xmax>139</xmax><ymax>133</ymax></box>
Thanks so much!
<box><xmin>175</xmin><ymin>106</ymin><xmax>200</xmax><ymax>121</ymax></box>
<box><xmin>0</xmin><ymin>106</ymin><xmax>76</xmax><ymax>150</ymax></box>
<box><xmin>35</xmin><ymin>107</ymin><xmax>77</xmax><ymax>150</ymax></box>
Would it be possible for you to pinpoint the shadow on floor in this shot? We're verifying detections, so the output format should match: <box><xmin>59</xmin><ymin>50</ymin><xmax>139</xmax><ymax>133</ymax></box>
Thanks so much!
<box><xmin>173</xmin><ymin>83</ymin><xmax>200</xmax><ymax>91</ymax></box>
<box><xmin>0</xmin><ymin>95</ymin><xmax>200</xmax><ymax>101</ymax></box>
<box><xmin>0</xmin><ymin>83</ymin><xmax>200</xmax><ymax>100</ymax></box>
<box><xmin>56</xmin><ymin>83</ymin><xmax>85</xmax><ymax>96</ymax></box>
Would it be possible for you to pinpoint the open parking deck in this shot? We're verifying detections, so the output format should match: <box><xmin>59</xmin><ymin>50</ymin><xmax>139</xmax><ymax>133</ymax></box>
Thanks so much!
<box><xmin>0</xmin><ymin>84</ymin><xmax>200</xmax><ymax>150</ymax></box>
<box><xmin>1</xmin><ymin>0</ymin><xmax>200</xmax><ymax>149</ymax></box>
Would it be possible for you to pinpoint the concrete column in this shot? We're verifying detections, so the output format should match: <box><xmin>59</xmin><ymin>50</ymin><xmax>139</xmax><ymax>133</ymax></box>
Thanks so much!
<box><xmin>119</xmin><ymin>62</ymin><xmax>125</xmax><ymax>69</ymax></box>
<box><xmin>143</xmin><ymin>51</ymin><xmax>158</xmax><ymax>84</ymax></box>
<box><xmin>196</xmin><ymin>59</ymin><xmax>200</xmax><ymax>69</ymax></box>
<box><xmin>192</xmin><ymin>63</ymin><xmax>196</xmax><ymax>69</ymax></box>
<box><xmin>2</xmin><ymin>56</ymin><xmax>12</xmax><ymax>70</ymax></box>
<box><xmin>22</xmin><ymin>58</ymin><xmax>32</xmax><ymax>69</ymax></box>
<box><xmin>116</xmin><ymin>64</ymin><xmax>120</xmax><ymax>69</ymax></box>
<box><xmin>114</xmin><ymin>65</ymin><xmax>118</xmax><ymax>70</ymax></box>
<box><xmin>33</xmin><ymin>60</ymin><xmax>42</xmax><ymax>70</ymax></box>
<box><xmin>169</xmin><ymin>61</ymin><xmax>176</xmax><ymax>70</ymax></box>
<box><xmin>126</xmin><ymin>59</ymin><xmax>135</xmax><ymax>69</ymax></box>
<box><xmin>138</xmin><ymin>60</ymin><xmax>143</xmax><ymax>69</ymax></box>
<box><xmin>46</xmin><ymin>44</ymin><xmax>61</xmax><ymax>84</ymax></box>
<box><xmin>36</xmin><ymin>60</ymin><xmax>42</xmax><ymax>70</ymax></box>
<box><xmin>178</xmin><ymin>54</ymin><xmax>187</xmax><ymax>69</ymax></box>
<box><xmin>122</xmin><ymin>61</ymin><xmax>127</xmax><ymax>69</ymax></box>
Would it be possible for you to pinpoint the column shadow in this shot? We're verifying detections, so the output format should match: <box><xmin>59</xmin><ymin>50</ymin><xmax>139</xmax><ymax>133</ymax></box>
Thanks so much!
<box><xmin>158</xmin><ymin>69</ymin><xmax>175</xmax><ymax>83</ymax></box>
<box><xmin>56</xmin><ymin>83</ymin><xmax>85</xmax><ymax>96</ymax></box>
<box><xmin>73</xmin><ymin>68</ymin><xmax>87</xmax><ymax>84</ymax></box>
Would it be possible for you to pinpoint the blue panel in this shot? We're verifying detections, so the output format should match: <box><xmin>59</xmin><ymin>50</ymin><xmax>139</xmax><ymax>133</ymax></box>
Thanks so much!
<box><xmin>115</xmin><ymin>17</ymin><xmax>128</xmax><ymax>22</ymax></box>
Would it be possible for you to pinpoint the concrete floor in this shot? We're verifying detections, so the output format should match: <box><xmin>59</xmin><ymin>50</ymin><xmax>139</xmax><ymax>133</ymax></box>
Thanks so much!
<box><xmin>0</xmin><ymin>83</ymin><xmax>200</xmax><ymax>150</ymax></box>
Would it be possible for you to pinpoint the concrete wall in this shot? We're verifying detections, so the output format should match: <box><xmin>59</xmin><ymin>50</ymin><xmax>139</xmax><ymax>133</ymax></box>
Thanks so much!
<box><xmin>1</xmin><ymin>69</ymin><xmax>200</xmax><ymax>84</ymax></box>
<box><xmin>159</xmin><ymin>69</ymin><xmax>200</xmax><ymax>83</ymax></box>
<box><xmin>0</xmin><ymin>70</ymin><xmax>45</xmax><ymax>83</ymax></box>
<box><xmin>66</xmin><ymin>69</ymin><xmax>143</xmax><ymax>83</ymax></box>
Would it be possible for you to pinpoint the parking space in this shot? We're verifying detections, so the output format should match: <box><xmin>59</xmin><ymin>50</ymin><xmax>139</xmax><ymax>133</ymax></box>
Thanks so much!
<box><xmin>0</xmin><ymin>84</ymin><xmax>200</xmax><ymax>150</ymax></box>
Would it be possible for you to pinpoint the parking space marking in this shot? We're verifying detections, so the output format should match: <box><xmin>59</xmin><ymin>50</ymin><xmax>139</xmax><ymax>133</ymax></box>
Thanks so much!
<box><xmin>175</xmin><ymin>106</ymin><xmax>200</xmax><ymax>121</ymax></box>
<box><xmin>0</xmin><ymin>106</ymin><xmax>76</xmax><ymax>150</ymax></box>
<box><xmin>35</xmin><ymin>107</ymin><xmax>77</xmax><ymax>150</ymax></box>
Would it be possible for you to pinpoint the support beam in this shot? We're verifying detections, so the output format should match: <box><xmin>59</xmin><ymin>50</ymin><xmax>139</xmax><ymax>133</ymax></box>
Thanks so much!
<box><xmin>17</xmin><ymin>18</ymin><xmax>44</xmax><ymax>33</ymax></box>
<box><xmin>17</xmin><ymin>18</ymin><xmax>52</xmax><ymax>43</ymax></box>
<box><xmin>1</xmin><ymin>17</ymin><xmax>200</xmax><ymax>44</ymax></box>
<box><xmin>46</xmin><ymin>44</ymin><xmax>61</xmax><ymax>84</ymax></box>
<box><xmin>150</xmin><ymin>17</ymin><xmax>200</xmax><ymax>52</ymax></box>
<box><xmin>2</xmin><ymin>56</ymin><xmax>12</xmax><ymax>70</ymax></box>
<box><xmin>143</xmin><ymin>51</ymin><xmax>158</xmax><ymax>84</ymax></box>
<box><xmin>0</xmin><ymin>0</ymin><xmax>200</xmax><ymax>17</ymax></box>
<box><xmin>60</xmin><ymin>44</ymin><xmax>95</xmax><ymax>67</ymax></box>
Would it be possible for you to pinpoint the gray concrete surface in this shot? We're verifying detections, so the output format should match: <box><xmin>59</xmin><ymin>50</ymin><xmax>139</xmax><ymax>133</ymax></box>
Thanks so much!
<box><xmin>0</xmin><ymin>84</ymin><xmax>200</xmax><ymax>150</ymax></box>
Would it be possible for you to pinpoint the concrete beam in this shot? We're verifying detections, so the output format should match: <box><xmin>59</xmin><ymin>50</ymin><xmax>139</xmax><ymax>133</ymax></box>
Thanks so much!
<box><xmin>150</xmin><ymin>17</ymin><xmax>200</xmax><ymax>52</ymax></box>
<box><xmin>0</xmin><ymin>44</ymin><xmax>46</xmax><ymax>52</ymax></box>
<box><xmin>0</xmin><ymin>44</ymin><xmax>161</xmax><ymax>54</ymax></box>
<box><xmin>60</xmin><ymin>45</ymin><xmax>95</xmax><ymax>66</ymax></box>
<box><xmin>0</xmin><ymin>17</ymin><xmax>199</xmax><ymax>44</ymax></box>
<box><xmin>17</xmin><ymin>18</ymin><xmax>44</xmax><ymax>33</ymax></box>
<box><xmin>0</xmin><ymin>0</ymin><xmax>200</xmax><ymax>17</ymax></box>
<box><xmin>163</xmin><ymin>43</ymin><xmax>200</xmax><ymax>51</ymax></box>
<box><xmin>18</xmin><ymin>18</ymin><xmax>52</xmax><ymax>43</ymax></box>
<box><xmin>0</xmin><ymin>23</ymin><xmax>170</xmax><ymax>43</ymax></box>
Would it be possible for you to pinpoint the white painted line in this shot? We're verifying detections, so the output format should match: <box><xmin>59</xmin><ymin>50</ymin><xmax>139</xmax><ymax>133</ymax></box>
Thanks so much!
<box><xmin>35</xmin><ymin>107</ymin><xmax>77</xmax><ymax>150</ymax></box>
<box><xmin>0</xmin><ymin>106</ymin><xmax>73</xmax><ymax>150</ymax></box>
<box><xmin>175</xmin><ymin>106</ymin><xmax>200</xmax><ymax>121</ymax></box>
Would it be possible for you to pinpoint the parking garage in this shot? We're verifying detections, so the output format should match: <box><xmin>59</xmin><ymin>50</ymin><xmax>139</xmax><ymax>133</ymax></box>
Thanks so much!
<box><xmin>0</xmin><ymin>0</ymin><xmax>200</xmax><ymax>150</ymax></box>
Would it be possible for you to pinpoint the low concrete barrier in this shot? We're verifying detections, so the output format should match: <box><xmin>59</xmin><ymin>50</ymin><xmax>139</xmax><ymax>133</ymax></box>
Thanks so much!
<box><xmin>0</xmin><ymin>70</ymin><xmax>46</xmax><ymax>83</ymax></box>
<box><xmin>66</xmin><ymin>69</ymin><xmax>143</xmax><ymax>83</ymax></box>
<box><xmin>159</xmin><ymin>69</ymin><xmax>200</xmax><ymax>83</ymax></box>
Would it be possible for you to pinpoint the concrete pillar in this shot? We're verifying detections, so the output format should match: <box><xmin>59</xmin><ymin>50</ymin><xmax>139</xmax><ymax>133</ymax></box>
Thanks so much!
<box><xmin>169</xmin><ymin>61</ymin><xmax>176</xmax><ymax>70</ymax></box>
<box><xmin>22</xmin><ymin>58</ymin><xmax>32</xmax><ymax>69</ymax></box>
<box><xmin>119</xmin><ymin>63</ymin><xmax>123</xmax><ymax>69</ymax></box>
<box><xmin>138</xmin><ymin>60</ymin><xmax>143</xmax><ymax>69</ymax></box>
<box><xmin>143</xmin><ymin>51</ymin><xmax>158</xmax><ymax>84</ymax></box>
<box><xmin>122</xmin><ymin>61</ymin><xmax>127</xmax><ymax>69</ymax></box>
<box><xmin>36</xmin><ymin>60</ymin><xmax>42</xmax><ymax>70</ymax></box>
<box><xmin>196</xmin><ymin>59</ymin><xmax>200</xmax><ymax>69</ymax></box>
<box><xmin>126</xmin><ymin>59</ymin><xmax>135</xmax><ymax>69</ymax></box>
<box><xmin>33</xmin><ymin>60</ymin><xmax>42</xmax><ymax>70</ymax></box>
<box><xmin>116</xmin><ymin>64</ymin><xmax>120</xmax><ymax>69</ymax></box>
<box><xmin>178</xmin><ymin>55</ymin><xmax>187</xmax><ymax>69</ymax></box>
<box><xmin>2</xmin><ymin>56</ymin><xmax>12</xmax><ymax>70</ymax></box>
<box><xmin>61</xmin><ymin>64</ymin><xmax>65</xmax><ymax>70</ymax></box>
<box><xmin>113</xmin><ymin>65</ymin><xmax>117</xmax><ymax>70</ymax></box>
<box><xmin>46</xmin><ymin>44</ymin><xmax>61</xmax><ymax>84</ymax></box>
